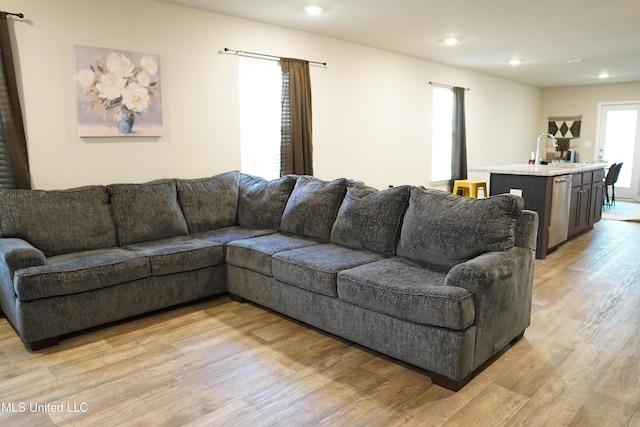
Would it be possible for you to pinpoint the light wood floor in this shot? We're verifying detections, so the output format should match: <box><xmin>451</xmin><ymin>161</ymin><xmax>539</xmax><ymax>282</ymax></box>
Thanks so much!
<box><xmin>1</xmin><ymin>219</ymin><xmax>639</xmax><ymax>426</ymax></box>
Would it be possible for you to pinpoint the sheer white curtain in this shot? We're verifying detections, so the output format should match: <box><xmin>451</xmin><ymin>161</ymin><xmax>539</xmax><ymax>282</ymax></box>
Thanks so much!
<box><xmin>238</xmin><ymin>58</ymin><xmax>281</xmax><ymax>180</ymax></box>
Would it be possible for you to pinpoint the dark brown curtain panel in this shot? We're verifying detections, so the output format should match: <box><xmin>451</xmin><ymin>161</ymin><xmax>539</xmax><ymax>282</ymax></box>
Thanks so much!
<box><xmin>280</xmin><ymin>58</ymin><xmax>313</xmax><ymax>176</ymax></box>
<box><xmin>0</xmin><ymin>12</ymin><xmax>30</xmax><ymax>189</ymax></box>
<box><xmin>449</xmin><ymin>86</ymin><xmax>467</xmax><ymax>191</ymax></box>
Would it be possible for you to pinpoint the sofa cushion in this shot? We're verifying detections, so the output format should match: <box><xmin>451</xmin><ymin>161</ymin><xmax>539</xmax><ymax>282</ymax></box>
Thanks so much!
<box><xmin>108</xmin><ymin>180</ymin><xmax>189</xmax><ymax>246</ymax></box>
<box><xmin>238</xmin><ymin>174</ymin><xmax>297</xmax><ymax>230</ymax></box>
<box><xmin>226</xmin><ymin>233</ymin><xmax>319</xmax><ymax>276</ymax></box>
<box><xmin>191</xmin><ymin>226</ymin><xmax>274</xmax><ymax>244</ymax></box>
<box><xmin>330</xmin><ymin>183</ymin><xmax>410</xmax><ymax>255</ymax></box>
<box><xmin>124</xmin><ymin>236</ymin><xmax>225</xmax><ymax>276</ymax></box>
<box><xmin>14</xmin><ymin>248</ymin><xmax>150</xmax><ymax>301</ymax></box>
<box><xmin>272</xmin><ymin>243</ymin><xmax>383</xmax><ymax>297</ymax></box>
<box><xmin>397</xmin><ymin>188</ymin><xmax>524</xmax><ymax>268</ymax></box>
<box><xmin>281</xmin><ymin>176</ymin><xmax>347</xmax><ymax>240</ymax></box>
<box><xmin>337</xmin><ymin>257</ymin><xmax>475</xmax><ymax>330</ymax></box>
<box><xmin>176</xmin><ymin>171</ymin><xmax>240</xmax><ymax>233</ymax></box>
<box><xmin>0</xmin><ymin>186</ymin><xmax>117</xmax><ymax>257</ymax></box>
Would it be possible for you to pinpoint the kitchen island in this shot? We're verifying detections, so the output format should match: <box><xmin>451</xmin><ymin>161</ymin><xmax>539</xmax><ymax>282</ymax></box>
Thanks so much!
<box><xmin>471</xmin><ymin>162</ymin><xmax>607</xmax><ymax>259</ymax></box>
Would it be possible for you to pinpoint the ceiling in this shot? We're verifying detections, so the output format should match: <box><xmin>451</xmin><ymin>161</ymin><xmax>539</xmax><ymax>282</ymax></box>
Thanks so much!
<box><xmin>160</xmin><ymin>0</ymin><xmax>640</xmax><ymax>88</ymax></box>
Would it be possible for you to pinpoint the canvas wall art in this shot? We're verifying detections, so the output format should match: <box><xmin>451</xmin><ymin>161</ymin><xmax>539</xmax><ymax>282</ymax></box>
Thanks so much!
<box><xmin>548</xmin><ymin>115</ymin><xmax>581</xmax><ymax>139</ymax></box>
<box><xmin>74</xmin><ymin>45</ymin><xmax>163</xmax><ymax>137</ymax></box>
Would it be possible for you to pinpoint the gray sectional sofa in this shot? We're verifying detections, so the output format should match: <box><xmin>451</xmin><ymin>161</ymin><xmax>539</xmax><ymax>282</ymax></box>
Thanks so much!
<box><xmin>0</xmin><ymin>171</ymin><xmax>538</xmax><ymax>390</ymax></box>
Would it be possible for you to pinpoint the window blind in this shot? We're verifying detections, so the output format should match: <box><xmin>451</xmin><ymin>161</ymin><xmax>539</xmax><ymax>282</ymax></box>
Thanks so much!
<box><xmin>0</xmin><ymin>80</ymin><xmax>16</xmax><ymax>188</ymax></box>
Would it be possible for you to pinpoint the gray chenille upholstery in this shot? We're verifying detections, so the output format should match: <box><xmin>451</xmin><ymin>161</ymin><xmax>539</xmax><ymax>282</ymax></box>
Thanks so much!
<box><xmin>281</xmin><ymin>176</ymin><xmax>347</xmax><ymax>240</ymax></box>
<box><xmin>176</xmin><ymin>171</ymin><xmax>240</xmax><ymax>233</ymax></box>
<box><xmin>331</xmin><ymin>183</ymin><xmax>411</xmax><ymax>255</ymax></box>
<box><xmin>397</xmin><ymin>187</ymin><xmax>523</xmax><ymax>268</ymax></box>
<box><xmin>0</xmin><ymin>185</ymin><xmax>117</xmax><ymax>256</ymax></box>
<box><xmin>237</xmin><ymin>174</ymin><xmax>297</xmax><ymax>230</ymax></box>
<box><xmin>108</xmin><ymin>179</ymin><xmax>191</xmax><ymax>245</ymax></box>
<box><xmin>0</xmin><ymin>171</ymin><xmax>537</xmax><ymax>391</ymax></box>
<box><xmin>337</xmin><ymin>256</ymin><xmax>475</xmax><ymax>330</ymax></box>
<box><xmin>226</xmin><ymin>233</ymin><xmax>320</xmax><ymax>276</ymax></box>
<box><xmin>272</xmin><ymin>243</ymin><xmax>384</xmax><ymax>297</ymax></box>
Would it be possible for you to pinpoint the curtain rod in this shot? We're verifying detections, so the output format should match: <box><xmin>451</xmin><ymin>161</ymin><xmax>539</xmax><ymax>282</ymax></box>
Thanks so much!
<box><xmin>4</xmin><ymin>12</ymin><xmax>24</xmax><ymax>18</ymax></box>
<box><xmin>428</xmin><ymin>81</ymin><xmax>470</xmax><ymax>91</ymax></box>
<box><xmin>222</xmin><ymin>48</ymin><xmax>326</xmax><ymax>67</ymax></box>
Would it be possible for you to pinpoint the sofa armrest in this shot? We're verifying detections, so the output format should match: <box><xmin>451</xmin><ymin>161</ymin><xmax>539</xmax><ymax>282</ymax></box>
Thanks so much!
<box><xmin>444</xmin><ymin>246</ymin><xmax>535</xmax><ymax>368</ymax></box>
<box><xmin>0</xmin><ymin>238</ymin><xmax>47</xmax><ymax>278</ymax></box>
<box><xmin>515</xmin><ymin>209</ymin><xmax>538</xmax><ymax>251</ymax></box>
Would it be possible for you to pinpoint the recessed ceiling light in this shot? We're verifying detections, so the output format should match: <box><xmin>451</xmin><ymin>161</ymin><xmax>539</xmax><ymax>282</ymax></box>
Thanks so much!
<box><xmin>443</xmin><ymin>37</ymin><xmax>459</xmax><ymax>46</ymax></box>
<box><xmin>304</xmin><ymin>5</ymin><xmax>324</xmax><ymax>15</ymax></box>
<box><xmin>509</xmin><ymin>59</ymin><xmax>522</xmax><ymax>66</ymax></box>
<box><xmin>598</xmin><ymin>72</ymin><xmax>610</xmax><ymax>79</ymax></box>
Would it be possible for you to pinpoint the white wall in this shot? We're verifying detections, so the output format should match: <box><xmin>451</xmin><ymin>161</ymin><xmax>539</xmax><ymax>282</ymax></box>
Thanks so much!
<box><xmin>541</xmin><ymin>82</ymin><xmax>640</xmax><ymax>163</ymax></box>
<box><xmin>7</xmin><ymin>0</ymin><xmax>541</xmax><ymax>190</ymax></box>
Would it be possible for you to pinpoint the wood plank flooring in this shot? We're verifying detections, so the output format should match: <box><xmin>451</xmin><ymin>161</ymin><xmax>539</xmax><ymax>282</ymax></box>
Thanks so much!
<box><xmin>1</xmin><ymin>219</ymin><xmax>639</xmax><ymax>426</ymax></box>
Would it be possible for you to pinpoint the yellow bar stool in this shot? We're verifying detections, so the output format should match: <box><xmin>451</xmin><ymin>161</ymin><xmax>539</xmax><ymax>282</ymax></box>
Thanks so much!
<box><xmin>452</xmin><ymin>180</ymin><xmax>487</xmax><ymax>198</ymax></box>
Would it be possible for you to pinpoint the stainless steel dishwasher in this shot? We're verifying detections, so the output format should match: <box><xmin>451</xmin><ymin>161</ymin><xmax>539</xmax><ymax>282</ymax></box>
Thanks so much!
<box><xmin>548</xmin><ymin>174</ymin><xmax>572</xmax><ymax>248</ymax></box>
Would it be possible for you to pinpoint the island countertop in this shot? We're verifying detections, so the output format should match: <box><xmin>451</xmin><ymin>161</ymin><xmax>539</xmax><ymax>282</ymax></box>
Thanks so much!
<box><xmin>478</xmin><ymin>161</ymin><xmax>607</xmax><ymax>260</ymax></box>
<box><xmin>469</xmin><ymin>161</ymin><xmax>607</xmax><ymax>177</ymax></box>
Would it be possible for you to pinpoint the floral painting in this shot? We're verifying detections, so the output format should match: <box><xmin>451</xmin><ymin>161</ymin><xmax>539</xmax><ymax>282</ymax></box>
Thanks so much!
<box><xmin>74</xmin><ymin>45</ymin><xmax>163</xmax><ymax>137</ymax></box>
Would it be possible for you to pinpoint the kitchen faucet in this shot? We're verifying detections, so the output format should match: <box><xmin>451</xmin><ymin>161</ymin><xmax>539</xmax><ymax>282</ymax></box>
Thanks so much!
<box><xmin>535</xmin><ymin>132</ymin><xmax>558</xmax><ymax>165</ymax></box>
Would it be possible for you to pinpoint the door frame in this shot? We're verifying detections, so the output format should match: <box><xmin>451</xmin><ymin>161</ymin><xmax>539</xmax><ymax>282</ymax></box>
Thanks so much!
<box><xmin>595</xmin><ymin>101</ymin><xmax>640</xmax><ymax>201</ymax></box>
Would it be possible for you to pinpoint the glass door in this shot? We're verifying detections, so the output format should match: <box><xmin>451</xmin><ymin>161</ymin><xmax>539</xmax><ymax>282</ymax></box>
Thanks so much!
<box><xmin>597</xmin><ymin>102</ymin><xmax>640</xmax><ymax>201</ymax></box>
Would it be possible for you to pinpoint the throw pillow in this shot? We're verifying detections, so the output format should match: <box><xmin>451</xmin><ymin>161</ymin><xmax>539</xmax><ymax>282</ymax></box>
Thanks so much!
<box><xmin>108</xmin><ymin>179</ymin><xmax>189</xmax><ymax>245</ymax></box>
<box><xmin>0</xmin><ymin>186</ymin><xmax>117</xmax><ymax>257</ymax></box>
<box><xmin>176</xmin><ymin>171</ymin><xmax>240</xmax><ymax>233</ymax></box>
<box><xmin>281</xmin><ymin>176</ymin><xmax>347</xmax><ymax>240</ymax></box>
<box><xmin>330</xmin><ymin>183</ymin><xmax>410</xmax><ymax>255</ymax></box>
<box><xmin>237</xmin><ymin>174</ymin><xmax>297</xmax><ymax>230</ymax></box>
<box><xmin>397</xmin><ymin>187</ymin><xmax>523</xmax><ymax>268</ymax></box>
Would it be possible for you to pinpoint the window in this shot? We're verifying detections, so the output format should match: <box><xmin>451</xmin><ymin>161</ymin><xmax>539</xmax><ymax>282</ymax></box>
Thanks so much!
<box><xmin>431</xmin><ymin>87</ymin><xmax>453</xmax><ymax>182</ymax></box>
<box><xmin>238</xmin><ymin>58</ymin><xmax>282</xmax><ymax>180</ymax></box>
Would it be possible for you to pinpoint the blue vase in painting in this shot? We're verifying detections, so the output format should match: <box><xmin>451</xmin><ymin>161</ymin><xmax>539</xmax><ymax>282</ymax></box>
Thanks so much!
<box><xmin>113</xmin><ymin>105</ymin><xmax>135</xmax><ymax>134</ymax></box>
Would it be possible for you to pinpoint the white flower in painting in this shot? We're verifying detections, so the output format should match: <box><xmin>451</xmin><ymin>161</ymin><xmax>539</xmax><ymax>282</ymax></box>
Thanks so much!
<box><xmin>122</xmin><ymin>83</ymin><xmax>150</xmax><ymax>112</ymax></box>
<box><xmin>106</xmin><ymin>52</ymin><xmax>134</xmax><ymax>78</ymax></box>
<box><xmin>96</xmin><ymin>73</ymin><xmax>126</xmax><ymax>100</ymax></box>
<box><xmin>136</xmin><ymin>70</ymin><xmax>151</xmax><ymax>87</ymax></box>
<box><xmin>76</xmin><ymin>68</ymin><xmax>95</xmax><ymax>87</ymax></box>
<box><xmin>78</xmin><ymin>46</ymin><xmax>161</xmax><ymax>129</ymax></box>
<box><xmin>139</xmin><ymin>55</ymin><xmax>158</xmax><ymax>76</ymax></box>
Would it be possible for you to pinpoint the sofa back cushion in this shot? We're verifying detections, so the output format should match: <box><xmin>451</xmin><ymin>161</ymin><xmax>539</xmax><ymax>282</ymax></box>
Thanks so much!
<box><xmin>281</xmin><ymin>176</ymin><xmax>347</xmax><ymax>240</ymax></box>
<box><xmin>0</xmin><ymin>186</ymin><xmax>117</xmax><ymax>257</ymax></box>
<box><xmin>238</xmin><ymin>174</ymin><xmax>297</xmax><ymax>230</ymax></box>
<box><xmin>397</xmin><ymin>188</ymin><xmax>523</xmax><ymax>268</ymax></box>
<box><xmin>176</xmin><ymin>171</ymin><xmax>240</xmax><ymax>233</ymax></box>
<box><xmin>330</xmin><ymin>183</ymin><xmax>410</xmax><ymax>255</ymax></box>
<box><xmin>108</xmin><ymin>179</ymin><xmax>188</xmax><ymax>245</ymax></box>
